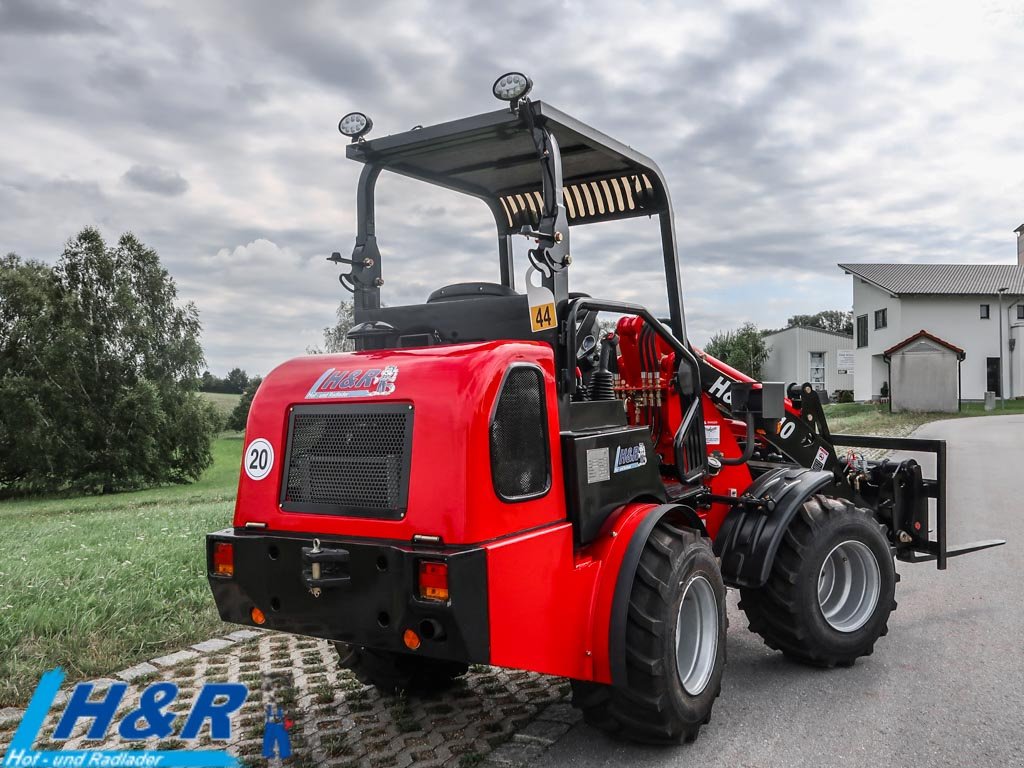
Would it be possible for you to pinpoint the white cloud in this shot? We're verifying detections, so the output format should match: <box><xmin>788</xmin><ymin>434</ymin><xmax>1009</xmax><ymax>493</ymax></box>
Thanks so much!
<box><xmin>182</xmin><ymin>239</ymin><xmax>342</xmax><ymax>375</ymax></box>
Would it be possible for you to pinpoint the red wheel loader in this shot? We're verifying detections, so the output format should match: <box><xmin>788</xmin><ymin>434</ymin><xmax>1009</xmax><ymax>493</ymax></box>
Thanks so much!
<box><xmin>207</xmin><ymin>73</ymin><xmax>1004</xmax><ymax>744</ymax></box>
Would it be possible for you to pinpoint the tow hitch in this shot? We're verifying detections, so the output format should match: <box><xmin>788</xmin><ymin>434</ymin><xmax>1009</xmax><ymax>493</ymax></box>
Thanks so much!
<box><xmin>302</xmin><ymin>538</ymin><xmax>351</xmax><ymax>597</ymax></box>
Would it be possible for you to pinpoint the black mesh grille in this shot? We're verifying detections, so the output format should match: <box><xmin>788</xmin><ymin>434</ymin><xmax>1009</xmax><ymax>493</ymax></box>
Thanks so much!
<box><xmin>281</xmin><ymin>404</ymin><xmax>413</xmax><ymax>518</ymax></box>
<box><xmin>489</xmin><ymin>366</ymin><xmax>550</xmax><ymax>499</ymax></box>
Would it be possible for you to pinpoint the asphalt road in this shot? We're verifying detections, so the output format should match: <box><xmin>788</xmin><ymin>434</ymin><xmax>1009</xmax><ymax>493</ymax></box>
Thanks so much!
<box><xmin>537</xmin><ymin>414</ymin><xmax>1024</xmax><ymax>768</ymax></box>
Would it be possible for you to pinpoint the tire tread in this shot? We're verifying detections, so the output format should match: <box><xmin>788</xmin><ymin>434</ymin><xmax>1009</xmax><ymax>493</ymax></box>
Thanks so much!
<box><xmin>572</xmin><ymin>521</ymin><xmax>726</xmax><ymax>744</ymax></box>
<box><xmin>739</xmin><ymin>494</ymin><xmax>896</xmax><ymax>667</ymax></box>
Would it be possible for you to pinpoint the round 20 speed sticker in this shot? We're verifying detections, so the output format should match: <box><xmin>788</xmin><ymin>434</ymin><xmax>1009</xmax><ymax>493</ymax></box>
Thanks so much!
<box><xmin>244</xmin><ymin>438</ymin><xmax>274</xmax><ymax>481</ymax></box>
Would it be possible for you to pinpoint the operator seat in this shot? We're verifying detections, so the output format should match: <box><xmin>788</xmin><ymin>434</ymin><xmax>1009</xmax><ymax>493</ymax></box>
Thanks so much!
<box><xmin>427</xmin><ymin>282</ymin><xmax>518</xmax><ymax>303</ymax></box>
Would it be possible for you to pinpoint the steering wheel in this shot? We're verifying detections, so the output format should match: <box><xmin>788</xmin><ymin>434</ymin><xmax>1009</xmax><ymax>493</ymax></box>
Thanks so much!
<box><xmin>571</xmin><ymin>295</ymin><xmax>601</xmax><ymax>391</ymax></box>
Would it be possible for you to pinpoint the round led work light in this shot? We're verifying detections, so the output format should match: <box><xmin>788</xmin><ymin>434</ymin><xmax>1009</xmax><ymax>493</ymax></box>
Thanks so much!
<box><xmin>492</xmin><ymin>72</ymin><xmax>532</xmax><ymax>102</ymax></box>
<box><xmin>338</xmin><ymin>111</ymin><xmax>373</xmax><ymax>140</ymax></box>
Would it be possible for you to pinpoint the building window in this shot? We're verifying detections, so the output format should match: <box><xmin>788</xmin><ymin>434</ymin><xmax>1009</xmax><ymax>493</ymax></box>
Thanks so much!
<box><xmin>980</xmin><ymin>304</ymin><xmax>990</xmax><ymax>319</ymax></box>
<box><xmin>874</xmin><ymin>308</ymin><xmax>887</xmax><ymax>329</ymax></box>
<box><xmin>809</xmin><ymin>352</ymin><xmax>825</xmax><ymax>390</ymax></box>
<box><xmin>1017</xmin><ymin>304</ymin><xmax>1024</xmax><ymax>320</ymax></box>
<box><xmin>856</xmin><ymin>314</ymin><xmax>868</xmax><ymax>348</ymax></box>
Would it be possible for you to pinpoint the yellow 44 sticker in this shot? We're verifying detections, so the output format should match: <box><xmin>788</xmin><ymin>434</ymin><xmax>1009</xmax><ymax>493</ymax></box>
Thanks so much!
<box><xmin>525</xmin><ymin>265</ymin><xmax>557</xmax><ymax>333</ymax></box>
<box><xmin>530</xmin><ymin>301</ymin><xmax>557</xmax><ymax>332</ymax></box>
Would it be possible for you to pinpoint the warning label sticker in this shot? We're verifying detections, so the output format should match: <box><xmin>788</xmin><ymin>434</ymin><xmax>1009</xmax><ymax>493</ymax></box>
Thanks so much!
<box><xmin>811</xmin><ymin>445</ymin><xmax>830</xmax><ymax>471</ymax></box>
<box><xmin>705</xmin><ymin>423</ymin><xmax>721</xmax><ymax>445</ymax></box>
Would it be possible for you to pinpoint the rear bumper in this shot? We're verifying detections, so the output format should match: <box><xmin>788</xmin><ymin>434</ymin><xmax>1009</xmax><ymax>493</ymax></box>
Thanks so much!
<box><xmin>206</xmin><ymin>529</ymin><xmax>489</xmax><ymax>664</ymax></box>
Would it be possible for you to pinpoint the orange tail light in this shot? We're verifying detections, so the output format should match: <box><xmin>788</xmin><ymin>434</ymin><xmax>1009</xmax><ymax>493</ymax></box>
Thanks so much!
<box><xmin>212</xmin><ymin>541</ymin><xmax>234</xmax><ymax>577</ymax></box>
<box><xmin>418</xmin><ymin>561</ymin><xmax>449</xmax><ymax>602</ymax></box>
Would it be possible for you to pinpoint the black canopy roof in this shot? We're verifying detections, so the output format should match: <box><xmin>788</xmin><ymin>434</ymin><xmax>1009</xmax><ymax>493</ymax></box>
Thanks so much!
<box><xmin>346</xmin><ymin>101</ymin><xmax>669</xmax><ymax>233</ymax></box>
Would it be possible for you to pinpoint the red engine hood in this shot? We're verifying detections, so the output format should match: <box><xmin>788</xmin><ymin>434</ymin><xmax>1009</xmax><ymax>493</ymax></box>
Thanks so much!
<box><xmin>234</xmin><ymin>340</ymin><xmax>566</xmax><ymax>544</ymax></box>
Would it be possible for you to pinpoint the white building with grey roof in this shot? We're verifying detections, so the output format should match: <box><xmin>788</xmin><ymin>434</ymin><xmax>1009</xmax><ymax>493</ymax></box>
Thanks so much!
<box><xmin>839</xmin><ymin>261</ymin><xmax>1024</xmax><ymax>402</ymax></box>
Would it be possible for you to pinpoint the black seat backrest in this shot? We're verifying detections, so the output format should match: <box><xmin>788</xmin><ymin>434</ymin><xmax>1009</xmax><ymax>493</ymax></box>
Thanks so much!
<box><xmin>359</xmin><ymin>295</ymin><xmax>534</xmax><ymax>347</ymax></box>
<box><xmin>427</xmin><ymin>282</ymin><xmax>518</xmax><ymax>303</ymax></box>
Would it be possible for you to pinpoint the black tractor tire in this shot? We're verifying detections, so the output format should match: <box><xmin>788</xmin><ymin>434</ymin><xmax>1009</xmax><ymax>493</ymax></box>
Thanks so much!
<box><xmin>334</xmin><ymin>643</ymin><xmax>468</xmax><ymax>694</ymax></box>
<box><xmin>571</xmin><ymin>520</ymin><xmax>727</xmax><ymax>744</ymax></box>
<box><xmin>738</xmin><ymin>494</ymin><xmax>898</xmax><ymax>668</ymax></box>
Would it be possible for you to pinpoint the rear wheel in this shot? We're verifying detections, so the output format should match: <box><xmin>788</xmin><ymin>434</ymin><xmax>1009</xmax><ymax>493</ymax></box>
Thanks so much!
<box><xmin>571</xmin><ymin>520</ymin><xmax>727</xmax><ymax>744</ymax></box>
<box><xmin>738</xmin><ymin>494</ymin><xmax>897</xmax><ymax>667</ymax></box>
<box><xmin>334</xmin><ymin>643</ymin><xmax>468</xmax><ymax>693</ymax></box>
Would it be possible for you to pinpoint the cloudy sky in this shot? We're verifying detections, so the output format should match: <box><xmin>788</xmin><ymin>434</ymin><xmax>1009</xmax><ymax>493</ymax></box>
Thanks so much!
<box><xmin>2</xmin><ymin>0</ymin><xmax>1023</xmax><ymax>375</ymax></box>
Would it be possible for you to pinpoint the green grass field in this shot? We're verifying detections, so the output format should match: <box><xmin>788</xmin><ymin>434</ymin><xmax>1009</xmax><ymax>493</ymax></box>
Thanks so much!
<box><xmin>201</xmin><ymin>391</ymin><xmax>241</xmax><ymax>423</ymax></box>
<box><xmin>0</xmin><ymin>435</ymin><xmax>242</xmax><ymax>707</ymax></box>
<box><xmin>824</xmin><ymin>398</ymin><xmax>1024</xmax><ymax>436</ymax></box>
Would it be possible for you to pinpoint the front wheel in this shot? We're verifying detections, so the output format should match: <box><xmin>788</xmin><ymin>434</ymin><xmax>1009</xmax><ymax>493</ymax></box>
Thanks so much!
<box><xmin>739</xmin><ymin>494</ymin><xmax>897</xmax><ymax>667</ymax></box>
<box><xmin>571</xmin><ymin>520</ymin><xmax>727</xmax><ymax>744</ymax></box>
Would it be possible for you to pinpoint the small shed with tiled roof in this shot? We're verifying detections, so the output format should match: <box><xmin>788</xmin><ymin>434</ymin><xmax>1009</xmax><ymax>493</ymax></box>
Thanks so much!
<box><xmin>883</xmin><ymin>330</ymin><xmax>965</xmax><ymax>413</ymax></box>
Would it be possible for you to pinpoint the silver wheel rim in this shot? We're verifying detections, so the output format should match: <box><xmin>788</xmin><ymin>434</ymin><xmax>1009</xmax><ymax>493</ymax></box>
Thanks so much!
<box><xmin>817</xmin><ymin>540</ymin><xmax>881</xmax><ymax>633</ymax></box>
<box><xmin>675</xmin><ymin>575</ymin><xmax>719</xmax><ymax>696</ymax></box>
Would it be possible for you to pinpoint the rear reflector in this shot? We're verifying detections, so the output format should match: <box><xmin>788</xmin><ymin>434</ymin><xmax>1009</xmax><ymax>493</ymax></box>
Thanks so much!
<box><xmin>212</xmin><ymin>542</ymin><xmax>234</xmax><ymax>577</ymax></box>
<box><xmin>418</xmin><ymin>561</ymin><xmax>449</xmax><ymax>602</ymax></box>
<box><xmin>251</xmin><ymin>607</ymin><xmax>266</xmax><ymax>625</ymax></box>
<box><xmin>403</xmin><ymin>628</ymin><xmax>421</xmax><ymax>650</ymax></box>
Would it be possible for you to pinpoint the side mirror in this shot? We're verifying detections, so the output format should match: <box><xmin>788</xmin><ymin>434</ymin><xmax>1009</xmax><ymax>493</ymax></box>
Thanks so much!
<box><xmin>676</xmin><ymin>365</ymin><xmax>697</xmax><ymax>397</ymax></box>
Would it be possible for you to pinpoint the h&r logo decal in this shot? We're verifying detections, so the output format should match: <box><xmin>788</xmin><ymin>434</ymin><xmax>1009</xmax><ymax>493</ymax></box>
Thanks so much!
<box><xmin>3</xmin><ymin>669</ymin><xmax>247</xmax><ymax>767</ymax></box>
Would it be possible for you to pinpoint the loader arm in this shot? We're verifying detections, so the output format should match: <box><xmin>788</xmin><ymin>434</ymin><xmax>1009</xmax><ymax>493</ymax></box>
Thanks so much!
<box><xmin>695</xmin><ymin>350</ymin><xmax>841</xmax><ymax>475</ymax></box>
<box><xmin>693</xmin><ymin>347</ymin><xmax>1005</xmax><ymax>569</ymax></box>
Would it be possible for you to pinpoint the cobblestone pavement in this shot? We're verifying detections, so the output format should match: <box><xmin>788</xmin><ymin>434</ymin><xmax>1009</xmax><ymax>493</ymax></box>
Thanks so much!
<box><xmin>0</xmin><ymin>631</ymin><xmax>578</xmax><ymax>767</ymax></box>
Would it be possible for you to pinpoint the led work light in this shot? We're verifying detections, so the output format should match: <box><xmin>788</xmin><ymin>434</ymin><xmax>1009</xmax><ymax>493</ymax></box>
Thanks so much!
<box><xmin>492</xmin><ymin>72</ymin><xmax>532</xmax><ymax>102</ymax></box>
<box><xmin>338</xmin><ymin>111</ymin><xmax>373</xmax><ymax>141</ymax></box>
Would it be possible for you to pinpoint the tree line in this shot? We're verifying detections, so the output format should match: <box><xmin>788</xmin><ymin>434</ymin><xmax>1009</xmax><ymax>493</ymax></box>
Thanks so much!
<box><xmin>1</xmin><ymin>229</ymin><xmax>217</xmax><ymax>493</ymax></box>
<box><xmin>764</xmin><ymin>310</ymin><xmax>853</xmax><ymax>337</ymax></box>
<box><xmin>200</xmin><ymin>368</ymin><xmax>252</xmax><ymax>394</ymax></box>
<box><xmin>0</xmin><ymin>224</ymin><xmax>360</xmax><ymax>496</ymax></box>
